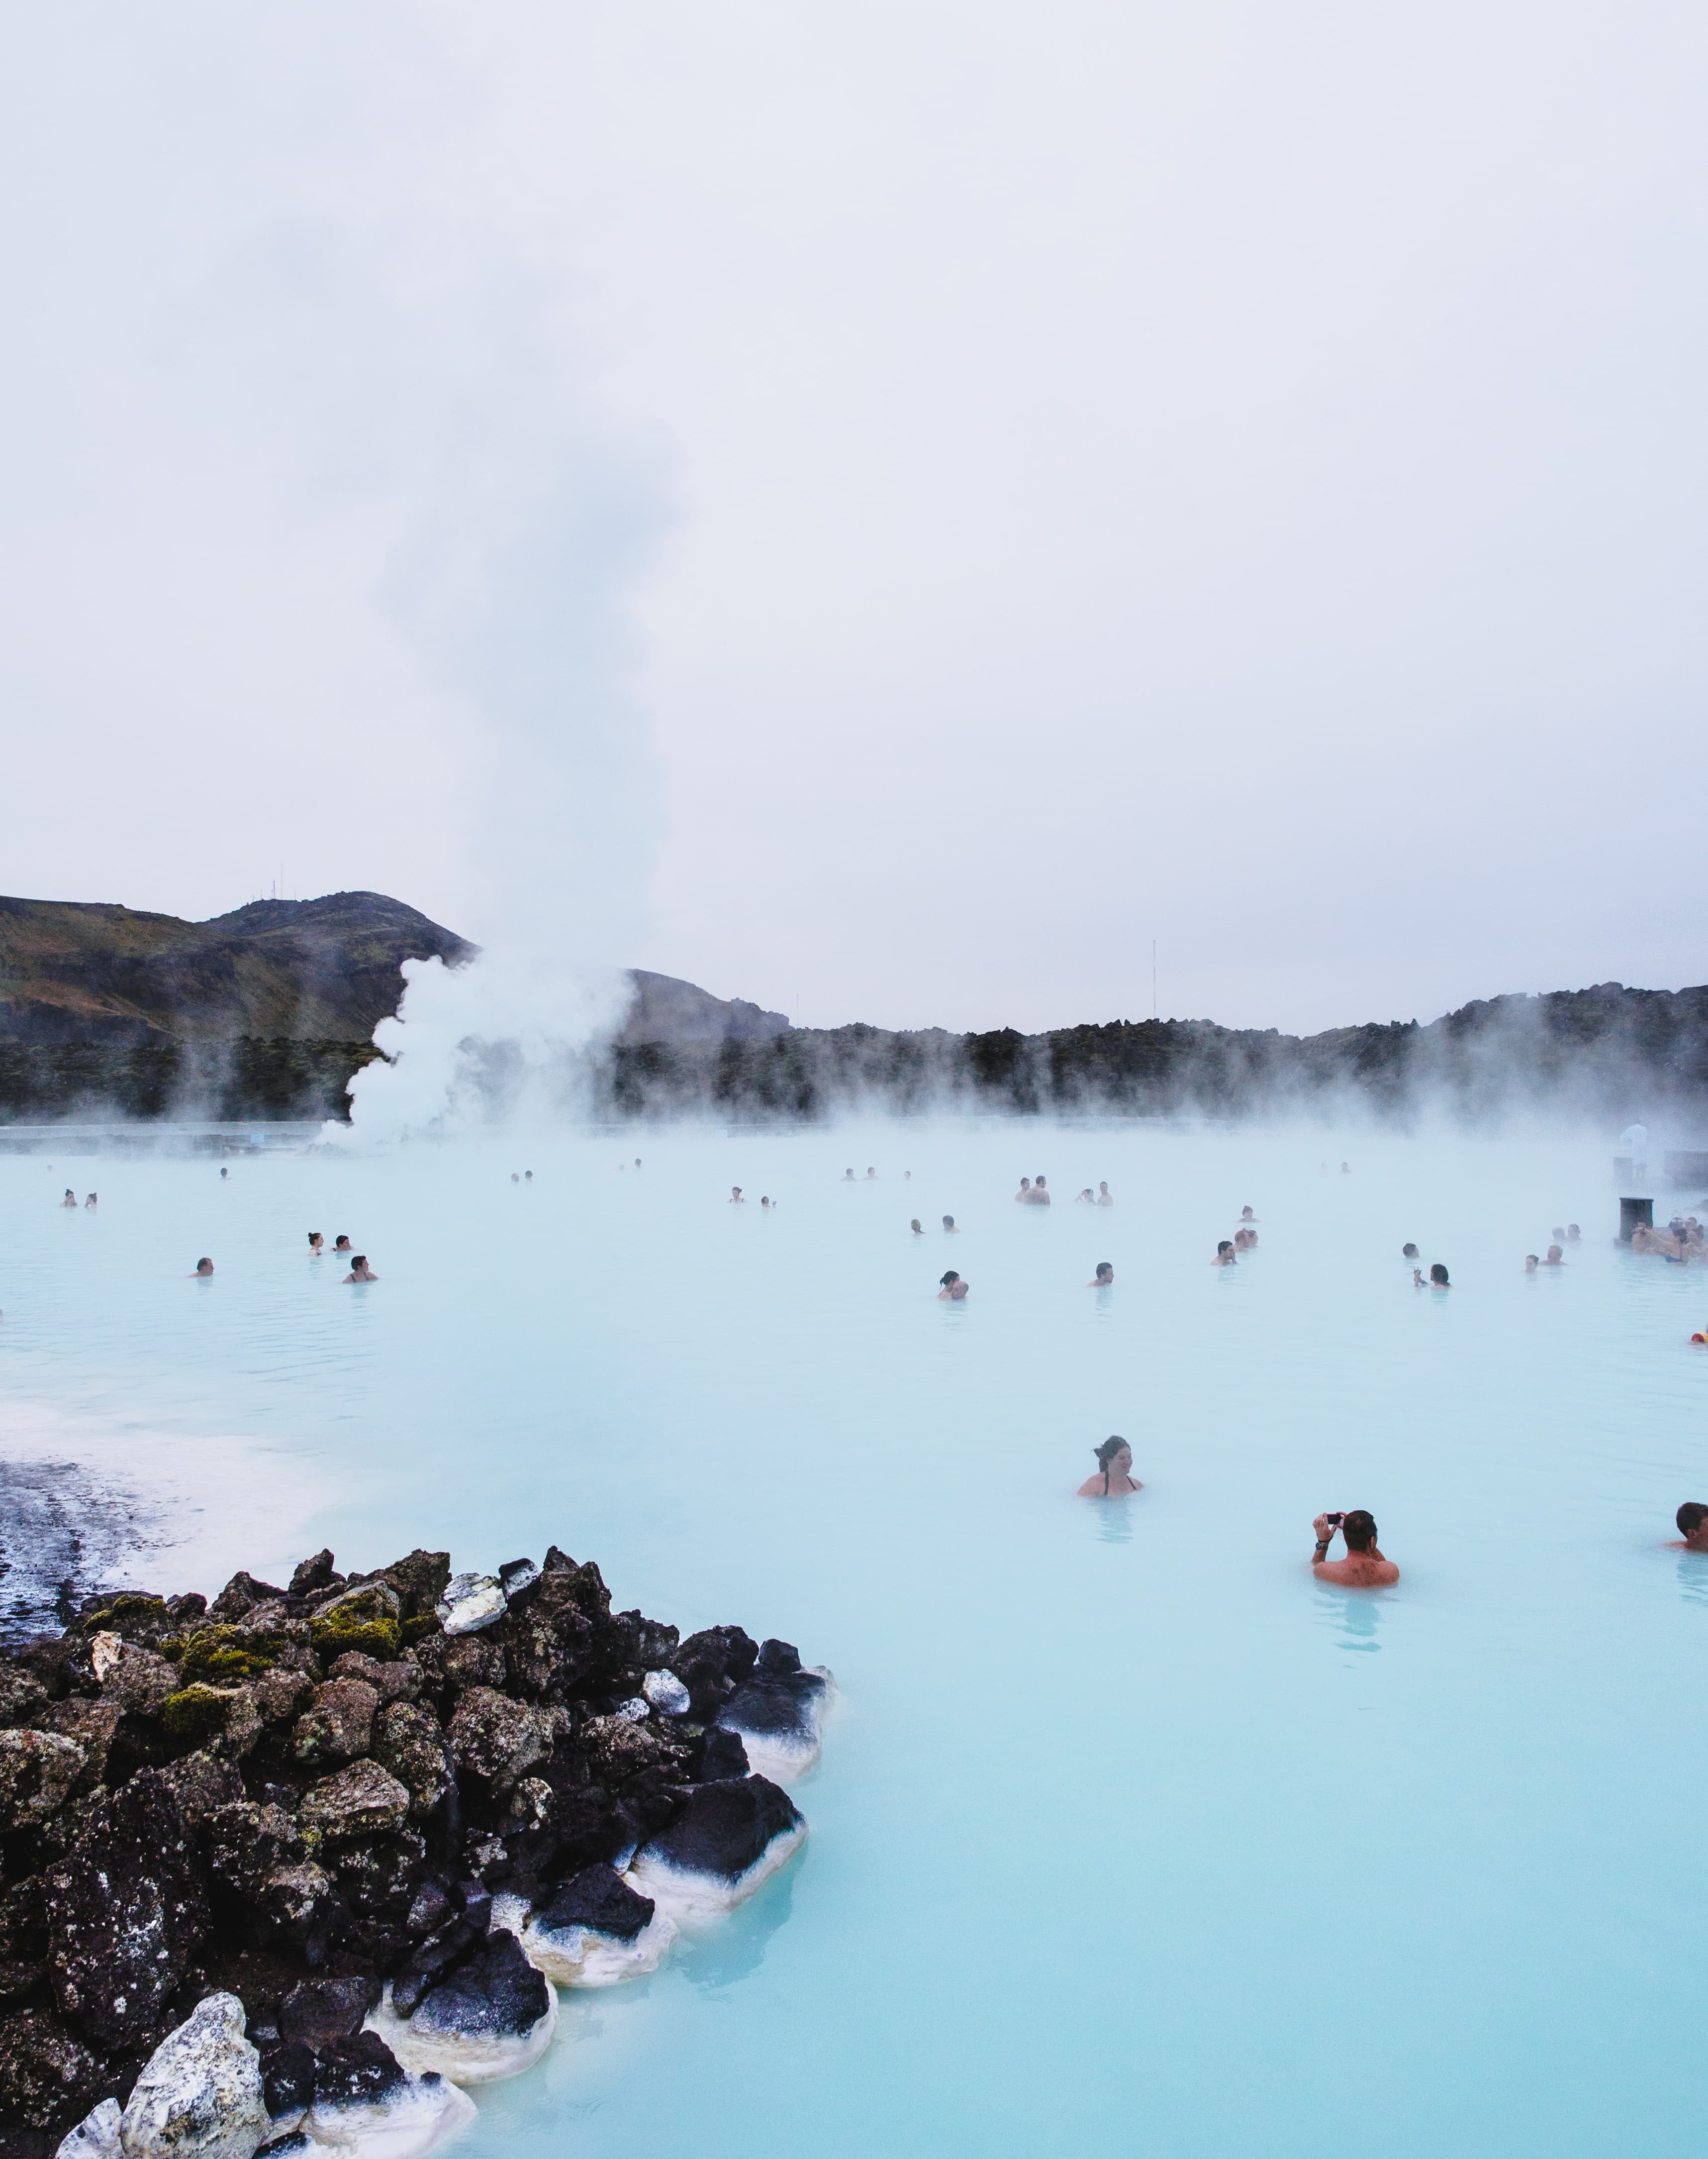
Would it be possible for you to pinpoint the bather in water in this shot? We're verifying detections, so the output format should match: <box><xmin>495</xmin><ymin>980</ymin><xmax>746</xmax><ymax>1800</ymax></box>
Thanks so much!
<box><xmin>308</xmin><ymin>1232</ymin><xmax>324</xmax><ymax>1257</ymax></box>
<box><xmin>1097</xmin><ymin>1182</ymin><xmax>1114</xmax><ymax>1205</ymax></box>
<box><xmin>942</xmin><ymin>1215</ymin><xmax>959</xmax><ymax>1233</ymax></box>
<box><xmin>60</xmin><ymin>1189</ymin><xmax>76</xmax><ymax>1208</ymax></box>
<box><xmin>1672</xmin><ymin>1502</ymin><xmax>1708</xmax><ymax>1551</ymax></box>
<box><xmin>938</xmin><ymin>1271</ymin><xmax>969</xmax><ymax>1301</ymax></box>
<box><xmin>1087</xmin><ymin>1262</ymin><xmax>1114</xmax><ymax>1287</ymax></box>
<box><xmin>1541</xmin><ymin>1245</ymin><xmax>1565</xmax><ymax>1267</ymax></box>
<box><xmin>1014</xmin><ymin>1178</ymin><xmax>1031</xmax><ymax>1201</ymax></box>
<box><xmin>343</xmin><ymin>1255</ymin><xmax>379</xmax><ymax>1282</ymax></box>
<box><xmin>1212</xmin><ymin>1241</ymin><xmax>1237</xmax><ymax>1267</ymax></box>
<box><xmin>190</xmin><ymin>1257</ymin><xmax>213</xmax><ymax>1277</ymax></box>
<box><xmin>729</xmin><ymin>1186</ymin><xmax>746</xmax><ymax>1203</ymax></box>
<box><xmin>1077</xmin><ymin>1436</ymin><xmax>1140</xmax><ymax>1498</ymax></box>
<box><xmin>1311</xmin><ymin>1509</ymin><xmax>1398</xmax><ymax>1586</ymax></box>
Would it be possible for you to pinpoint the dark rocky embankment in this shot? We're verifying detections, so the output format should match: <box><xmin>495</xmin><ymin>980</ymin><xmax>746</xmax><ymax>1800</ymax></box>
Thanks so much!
<box><xmin>0</xmin><ymin>1543</ymin><xmax>825</xmax><ymax>2155</ymax></box>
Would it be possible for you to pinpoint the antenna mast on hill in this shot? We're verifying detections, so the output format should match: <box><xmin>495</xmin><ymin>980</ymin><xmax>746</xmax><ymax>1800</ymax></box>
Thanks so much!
<box><xmin>1152</xmin><ymin>941</ymin><xmax>1157</xmax><ymax>1019</ymax></box>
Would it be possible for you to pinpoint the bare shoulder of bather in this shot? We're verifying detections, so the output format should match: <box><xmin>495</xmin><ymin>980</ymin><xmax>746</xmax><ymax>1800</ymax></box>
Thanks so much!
<box><xmin>1311</xmin><ymin>1513</ymin><xmax>1398</xmax><ymax>1585</ymax></box>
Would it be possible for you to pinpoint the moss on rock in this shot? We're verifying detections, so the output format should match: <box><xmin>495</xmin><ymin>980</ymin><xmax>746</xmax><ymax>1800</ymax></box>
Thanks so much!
<box><xmin>307</xmin><ymin>1585</ymin><xmax>401</xmax><ymax>1663</ymax></box>
<box><xmin>175</xmin><ymin>1624</ymin><xmax>283</xmax><ymax>1684</ymax></box>
<box><xmin>160</xmin><ymin>1684</ymin><xmax>241</xmax><ymax>1745</ymax></box>
<box><xmin>76</xmin><ymin>1594</ymin><xmax>171</xmax><ymax>1644</ymax></box>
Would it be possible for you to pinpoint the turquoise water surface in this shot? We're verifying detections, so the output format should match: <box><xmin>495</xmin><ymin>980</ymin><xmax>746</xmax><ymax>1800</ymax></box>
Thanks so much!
<box><xmin>2</xmin><ymin>1122</ymin><xmax>1706</xmax><ymax>2157</ymax></box>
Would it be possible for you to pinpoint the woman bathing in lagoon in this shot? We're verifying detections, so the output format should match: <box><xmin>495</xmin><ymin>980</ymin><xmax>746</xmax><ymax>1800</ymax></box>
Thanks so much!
<box><xmin>343</xmin><ymin>1255</ymin><xmax>379</xmax><ymax>1282</ymax></box>
<box><xmin>938</xmin><ymin>1271</ymin><xmax>968</xmax><ymax>1301</ymax></box>
<box><xmin>1078</xmin><ymin>1437</ymin><xmax>1140</xmax><ymax>1498</ymax></box>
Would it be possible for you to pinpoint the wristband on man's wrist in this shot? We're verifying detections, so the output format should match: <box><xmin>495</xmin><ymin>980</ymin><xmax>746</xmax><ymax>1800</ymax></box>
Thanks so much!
<box><xmin>1313</xmin><ymin>1539</ymin><xmax>1330</xmax><ymax>1557</ymax></box>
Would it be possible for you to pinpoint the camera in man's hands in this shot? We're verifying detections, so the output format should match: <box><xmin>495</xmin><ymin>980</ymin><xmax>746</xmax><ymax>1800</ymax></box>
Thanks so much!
<box><xmin>1323</xmin><ymin>1511</ymin><xmax>1344</xmax><ymax>1527</ymax></box>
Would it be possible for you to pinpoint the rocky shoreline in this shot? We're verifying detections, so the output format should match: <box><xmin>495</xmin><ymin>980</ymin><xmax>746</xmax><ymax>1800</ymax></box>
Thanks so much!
<box><xmin>0</xmin><ymin>1543</ymin><xmax>833</xmax><ymax>2158</ymax></box>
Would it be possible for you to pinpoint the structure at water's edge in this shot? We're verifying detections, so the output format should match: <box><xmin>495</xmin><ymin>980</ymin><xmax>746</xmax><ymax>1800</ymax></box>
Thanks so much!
<box><xmin>0</xmin><ymin>1544</ymin><xmax>833</xmax><ymax>2156</ymax></box>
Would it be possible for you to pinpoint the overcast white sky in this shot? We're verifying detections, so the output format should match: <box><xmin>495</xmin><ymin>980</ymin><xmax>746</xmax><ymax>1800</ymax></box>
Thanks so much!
<box><xmin>1</xmin><ymin>2</ymin><xmax>1705</xmax><ymax>1035</ymax></box>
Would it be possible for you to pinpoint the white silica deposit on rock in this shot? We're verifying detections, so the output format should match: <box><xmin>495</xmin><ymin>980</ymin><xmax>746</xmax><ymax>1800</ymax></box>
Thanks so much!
<box><xmin>517</xmin><ymin>1862</ymin><xmax>679</xmax><ymax>1987</ymax></box>
<box><xmin>286</xmin><ymin>2074</ymin><xmax>475</xmax><ymax>2159</ymax></box>
<box><xmin>55</xmin><ymin>2098</ymin><xmax>120</xmax><ymax>2159</ymax></box>
<box><xmin>624</xmin><ymin>1776</ymin><xmax>808</xmax><ymax>1926</ymax></box>
<box><xmin>367</xmin><ymin>1932</ymin><xmax>557</xmax><ymax>2086</ymax></box>
<box><xmin>435</xmin><ymin>1573</ymin><xmax>506</xmax><ymax>1635</ymax></box>
<box><xmin>641</xmin><ymin>1668</ymin><xmax>690</xmax><ymax>1716</ymax></box>
<box><xmin>119</xmin><ymin>1994</ymin><xmax>269</xmax><ymax>2159</ymax></box>
<box><xmin>712</xmin><ymin>1645</ymin><xmax>838</xmax><ymax>1782</ymax></box>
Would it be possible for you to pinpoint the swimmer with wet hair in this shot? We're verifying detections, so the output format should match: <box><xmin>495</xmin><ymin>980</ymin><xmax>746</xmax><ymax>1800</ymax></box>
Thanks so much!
<box><xmin>1673</xmin><ymin>1502</ymin><xmax>1708</xmax><ymax>1551</ymax></box>
<box><xmin>865</xmin><ymin>1167</ymin><xmax>878</xmax><ymax>1180</ymax></box>
<box><xmin>84</xmin><ymin>1192</ymin><xmax>96</xmax><ymax>1210</ymax></box>
<box><xmin>343</xmin><ymin>1256</ymin><xmax>378</xmax><ymax>1282</ymax></box>
<box><xmin>1340</xmin><ymin>1162</ymin><xmax>1350</xmax><ymax>1175</ymax></box>
<box><xmin>1239</xmin><ymin>1206</ymin><xmax>1256</xmax><ymax>1223</ymax></box>
<box><xmin>1087</xmin><ymin>1262</ymin><xmax>1114</xmax><ymax>1286</ymax></box>
<box><xmin>1524</xmin><ymin>1254</ymin><xmax>1539</xmax><ymax>1273</ymax></box>
<box><xmin>1411</xmin><ymin>1262</ymin><xmax>1450</xmax><ymax>1287</ymax></box>
<box><xmin>1234</xmin><ymin>1226</ymin><xmax>1256</xmax><ymax>1251</ymax></box>
<box><xmin>1402</xmin><ymin>1243</ymin><xmax>1419</xmax><ymax>1260</ymax></box>
<box><xmin>938</xmin><ymin>1271</ymin><xmax>969</xmax><ymax>1301</ymax></box>
<box><xmin>1097</xmin><ymin>1182</ymin><xmax>1113</xmax><ymax>1205</ymax></box>
<box><xmin>760</xmin><ymin>1195</ymin><xmax>773</xmax><ymax>1209</ymax></box>
<box><xmin>1566</xmin><ymin>1223</ymin><xmax>1581</xmax><ymax>1241</ymax></box>
<box><xmin>1311</xmin><ymin>1510</ymin><xmax>1398</xmax><ymax>1585</ymax></box>
<box><xmin>910</xmin><ymin>1218</ymin><xmax>923</xmax><ymax>1234</ymax></box>
<box><xmin>729</xmin><ymin>1186</ymin><xmax>746</xmax><ymax>1203</ymax></box>
<box><xmin>942</xmin><ymin>1214</ymin><xmax>959</xmax><ymax>1232</ymax></box>
<box><xmin>190</xmin><ymin>1258</ymin><xmax>214</xmax><ymax>1277</ymax></box>
<box><xmin>844</xmin><ymin>1168</ymin><xmax>855</xmax><ymax>1181</ymax></box>
<box><xmin>1212</xmin><ymin>1240</ymin><xmax>1237</xmax><ymax>1266</ymax></box>
<box><xmin>1075</xmin><ymin>1187</ymin><xmax>1095</xmax><ymax>1204</ymax></box>
<box><xmin>1014</xmin><ymin>1178</ymin><xmax>1031</xmax><ymax>1201</ymax></box>
<box><xmin>334</xmin><ymin>1236</ymin><xmax>352</xmax><ymax>1254</ymax></box>
<box><xmin>1077</xmin><ymin>1437</ymin><xmax>1140</xmax><ymax>1498</ymax></box>
<box><xmin>1031</xmin><ymin>1175</ymin><xmax>1051</xmax><ymax>1204</ymax></box>
<box><xmin>308</xmin><ymin>1232</ymin><xmax>324</xmax><ymax>1257</ymax></box>
<box><xmin>60</xmin><ymin>1189</ymin><xmax>76</xmax><ymax>1208</ymax></box>
<box><xmin>1542</xmin><ymin>1244</ymin><xmax>1565</xmax><ymax>1267</ymax></box>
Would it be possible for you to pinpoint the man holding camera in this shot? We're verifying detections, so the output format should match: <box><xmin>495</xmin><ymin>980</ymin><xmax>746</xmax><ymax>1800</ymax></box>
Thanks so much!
<box><xmin>1311</xmin><ymin>1510</ymin><xmax>1399</xmax><ymax>1586</ymax></box>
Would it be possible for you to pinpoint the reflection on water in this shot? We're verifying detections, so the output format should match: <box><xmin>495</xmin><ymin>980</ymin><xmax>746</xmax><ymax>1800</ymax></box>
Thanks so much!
<box><xmin>1675</xmin><ymin>1554</ymin><xmax>1708</xmax><ymax>1608</ymax></box>
<box><xmin>1086</xmin><ymin>1493</ymin><xmax>1136</xmax><ymax>1544</ymax></box>
<box><xmin>1315</xmin><ymin>1582</ymin><xmax>1384</xmax><ymax>1654</ymax></box>
<box><xmin>677</xmin><ymin>1864</ymin><xmax>797</xmax><ymax>1992</ymax></box>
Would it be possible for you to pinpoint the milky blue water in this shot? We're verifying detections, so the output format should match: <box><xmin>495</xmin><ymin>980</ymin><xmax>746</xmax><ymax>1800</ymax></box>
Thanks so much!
<box><xmin>3</xmin><ymin>1122</ymin><xmax>1708</xmax><ymax>2157</ymax></box>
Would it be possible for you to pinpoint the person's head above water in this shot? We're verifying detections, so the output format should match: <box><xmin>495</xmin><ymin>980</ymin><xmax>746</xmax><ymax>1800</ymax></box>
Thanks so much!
<box><xmin>193</xmin><ymin>1257</ymin><xmax>213</xmax><ymax>1276</ymax></box>
<box><xmin>1677</xmin><ymin>1501</ymin><xmax>1708</xmax><ymax>1547</ymax></box>
<box><xmin>1092</xmin><ymin>1262</ymin><xmax>1113</xmax><ymax>1283</ymax></box>
<box><xmin>1240</xmin><ymin>1206</ymin><xmax>1254</xmax><ymax>1221</ymax></box>
<box><xmin>1341</xmin><ymin>1508</ymin><xmax>1379</xmax><ymax>1551</ymax></box>
<box><xmin>1078</xmin><ymin>1435</ymin><xmax>1139</xmax><ymax>1497</ymax></box>
<box><xmin>1402</xmin><ymin>1243</ymin><xmax>1419</xmax><ymax>1259</ymax></box>
<box><xmin>911</xmin><ymin>1218</ymin><xmax>922</xmax><ymax>1233</ymax></box>
<box><xmin>1524</xmin><ymin>1254</ymin><xmax>1539</xmax><ymax>1272</ymax></box>
<box><xmin>940</xmin><ymin>1270</ymin><xmax>960</xmax><ymax>1287</ymax></box>
<box><xmin>1217</xmin><ymin>1240</ymin><xmax>1234</xmax><ymax>1256</ymax></box>
<box><xmin>1545</xmin><ymin>1244</ymin><xmax>1564</xmax><ymax>1265</ymax></box>
<box><xmin>335</xmin><ymin>1235</ymin><xmax>351</xmax><ymax>1251</ymax></box>
<box><xmin>942</xmin><ymin>1214</ymin><xmax>955</xmax><ymax>1229</ymax></box>
<box><xmin>1430</xmin><ymin>1262</ymin><xmax>1449</xmax><ymax>1285</ymax></box>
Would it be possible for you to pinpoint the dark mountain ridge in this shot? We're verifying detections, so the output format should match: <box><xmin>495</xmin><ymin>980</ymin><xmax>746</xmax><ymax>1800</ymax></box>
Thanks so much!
<box><xmin>0</xmin><ymin>889</ymin><xmax>1700</xmax><ymax>1125</ymax></box>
